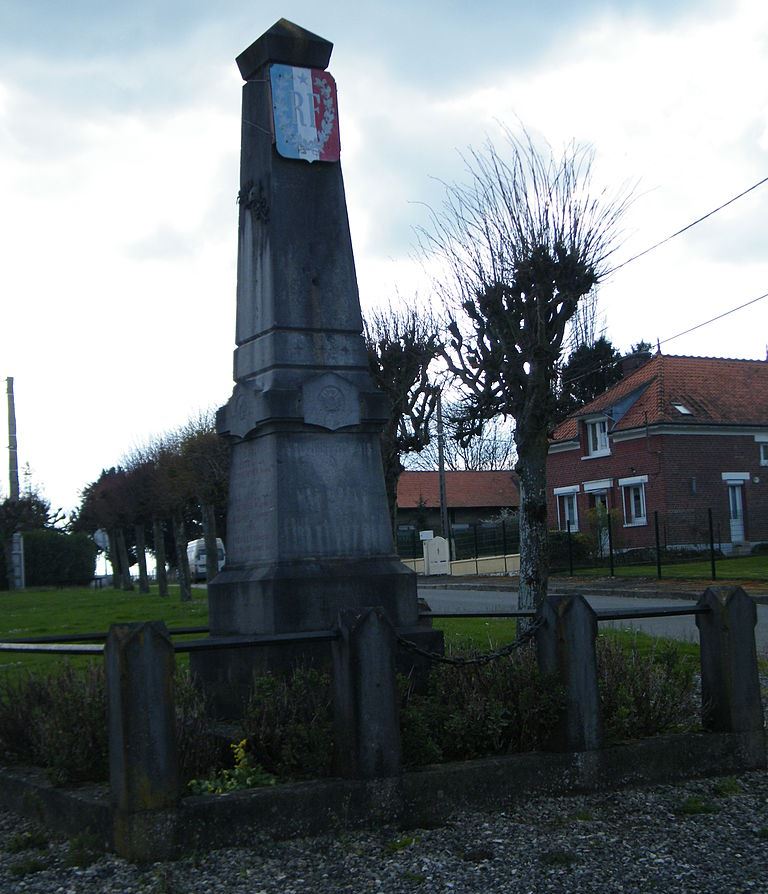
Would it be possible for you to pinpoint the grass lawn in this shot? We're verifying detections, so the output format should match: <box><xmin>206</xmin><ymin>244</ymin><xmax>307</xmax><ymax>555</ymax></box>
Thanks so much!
<box><xmin>0</xmin><ymin>585</ymin><xmax>208</xmax><ymax>678</ymax></box>
<box><xmin>554</xmin><ymin>554</ymin><xmax>768</xmax><ymax>581</ymax></box>
<box><xmin>0</xmin><ymin>586</ymin><xmax>703</xmax><ymax>679</ymax></box>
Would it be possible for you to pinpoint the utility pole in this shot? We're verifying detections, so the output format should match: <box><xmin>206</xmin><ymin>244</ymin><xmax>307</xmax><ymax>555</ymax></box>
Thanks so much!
<box><xmin>437</xmin><ymin>391</ymin><xmax>450</xmax><ymax>555</ymax></box>
<box><xmin>5</xmin><ymin>377</ymin><xmax>24</xmax><ymax>588</ymax></box>
<box><xmin>7</xmin><ymin>378</ymin><xmax>19</xmax><ymax>501</ymax></box>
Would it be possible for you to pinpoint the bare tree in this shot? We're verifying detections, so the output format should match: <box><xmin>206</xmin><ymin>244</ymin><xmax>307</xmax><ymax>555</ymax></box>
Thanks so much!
<box><xmin>407</xmin><ymin>399</ymin><xmax>517</xmax><ymax>471</ymax></box>
<box><xmin>364</xmin><ymin>304</ymin><xmax>442</xmax><ymax>533</ymax></box>
<box><xmin>421</xmin><ymin>128</ymin><xmax>632</xmax><ymax>609</ymax></box>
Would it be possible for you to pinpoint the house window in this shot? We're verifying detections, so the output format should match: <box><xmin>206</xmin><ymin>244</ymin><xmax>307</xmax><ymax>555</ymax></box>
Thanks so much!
<box><xmin>618</xmin><ymin>475</ymin><xmax>648</xmax><ymax>527</ymax></box>
<box><xmin>585</xmin><ymin>419</ymin><xmax>610</xmax><ymax>457</ymax></box>
<box><xmin>554</xmin><ymin>486</ymin><xmax>579</xmax><ymax>532</ymax></box>
<box><xmin>761</xmin><ymin>444</ymin><xmax>768</xmax><ymax>467</ymax></box>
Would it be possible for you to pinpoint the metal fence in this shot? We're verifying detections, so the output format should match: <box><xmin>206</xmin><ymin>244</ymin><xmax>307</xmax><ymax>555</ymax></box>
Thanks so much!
<box><xmin>397</xmin><ymin>507</ymin><xmax>767</xmax><ymax>581</ymax></box>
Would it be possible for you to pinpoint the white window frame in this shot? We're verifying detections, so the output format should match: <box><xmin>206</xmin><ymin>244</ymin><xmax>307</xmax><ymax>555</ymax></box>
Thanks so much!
<box><xmin>584</xmin><ymin>418</ymin><xmax>610</xmax><ymax>458</ymax></box>
<box><xmin>618</xmin><ymin>474</ymin><xmax>648</xmax><ymax>527</ymax></box>
<box><xmin>760</xmin><ymin>444</ymin><xmax>768</xmax><ymax>467</ymax></box>
<box><xmin>554</xmin><ymin>485</ymin><xmax>580</xmax><ymax>533</ymax></box>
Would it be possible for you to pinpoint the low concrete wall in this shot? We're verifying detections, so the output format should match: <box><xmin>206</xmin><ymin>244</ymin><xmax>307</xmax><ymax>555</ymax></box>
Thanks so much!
<box><xmin>0</xmin><ymin>728</ymin><xmax>763</xmax><ymax>859</ymax></box>
<box><xmin>401</xmin><ymin>553</ymin><xmax>521</xmax><ymax>576</ymax></box>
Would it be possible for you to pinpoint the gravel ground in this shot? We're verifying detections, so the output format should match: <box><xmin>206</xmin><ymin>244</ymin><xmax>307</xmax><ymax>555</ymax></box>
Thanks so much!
<box><xmin>0</xmin><ymin>769</ymin><xmax>766</xmax><ymax>894</ymax></box>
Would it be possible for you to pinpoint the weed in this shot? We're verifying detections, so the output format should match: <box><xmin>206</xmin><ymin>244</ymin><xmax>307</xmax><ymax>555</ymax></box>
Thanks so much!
<box><xmin>541</xmin><ymin>850</ymin><xmax>578</xmax><ymax>867</ymax></box>
<box><xmin>65</xmin><ymin>833</ymin><xmax>102</xmax><ymax>868</ymax></box>
<box><xmin>241</xmin><ymin>667</ymin><xmax>334</xmax><ymax>779</ymax></box>
<box><xmin>597</xmin><ymin>637</ymin><xmax>698</xmax><ymax>742</ymax></box>
<box><xmin>6</xmin><ymin>828</ymin><xmax>49</xmax><ymax>853</ymax></box>
<box><xmin>187</xmin><ymin>738</ymin><xmax>276</xmax><ymax>795</ymax></box>
<box><xmin>756</xmin><ymin>827</ymin><xmax>768</xmax><ymax>840</ymax></box>
<box><xmin>675</xmin><ymin>796</ymin><xmax>720</xmax><ymax>816</ymax></box>
<box><xmin>402</xmin><ymin>871</ymin><xmax>426</xmax><ymax>884</ymax></box>
<box><xmin>712</xmin><ymin>776</ymin><xmax>742</xmax><ymax>797</ymax></box>
<box><xmin>385</xmin><ymin>835</ymin><xmax>417</xmax><ymax>854</ymax></box>
<box><xmin>400</xmin><ymin>642</ymin><xmax>564</xmax><ymax>766</ymax></box>
<box><xmin>573</xmin><ymin>810</ymin><xmax>594</xmax><ymax>822</ymax></box>
<box><xmin>9</xmin><ymin>856</ymin><xmax>47</xmax><ymax>876</ymax></box>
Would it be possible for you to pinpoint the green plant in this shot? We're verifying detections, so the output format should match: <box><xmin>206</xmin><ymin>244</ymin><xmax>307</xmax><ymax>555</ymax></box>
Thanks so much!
<box><xmin>9</xmin><ymin>856</ymin><xmax>47</xmax><ymax>876</ymax></box>
<box><xmin>712</xmin><ymin>776</ymin><xmax>742</xmax><ymax>797</ymax></box>
<box><xmin>540</xmin><ymin>850</ymin><xmax>578</xmax><ymax>867</ymax></box>
<box><xmin>597</xmin><ymin>636</ymin><xmax>698</xmax><ymax>742</ymax></box>
<box><xmin>174</xmin><ymin>667</ymin><xmax>227</xmax><ymax>784</ymax></box>
<box><xmin>22</xmin><ymin>529</ymin><xmax>98</xmax><ymax>587</ymax></box>
<box><xmin>187</xmin><ymin>739</ymin><xmax>276</xmax><ymax>795</ymax></box>
<box><xmin>66</xmin><ymin>833</ymin><xmax>102</xmax><ymax>868</ymax></box>
<box><xmin>675</xmin><ymin>795</ymin><xmax>719</xmax><ymax>816</ymax></box>
<box><xmin>400</xmin><ymin>642</ymin><xmax>564</xmax><ymax>766</ymax></box>
<box><xmin>0</xmin><ymin>663</ymin><xmax>108</xmax><ymax>784</ymax></box>
<box><xmin>757</xmin><ymin>827</ymin><xmax>768</xmax><ymax>840</ymax></box>
<box><xmin>241</xmin><ymin>667</ymin><xmax>334</xmax><ymax>779</ymax></box>
<box><xmin>385</xmin><ymin>835</ymin><xmax>417</xmax><ymax>854</ymax></box>
<box><xmin>6</xmin><ymin>828</ymin><xmax>49</xmax><ymax>853</ymax></box>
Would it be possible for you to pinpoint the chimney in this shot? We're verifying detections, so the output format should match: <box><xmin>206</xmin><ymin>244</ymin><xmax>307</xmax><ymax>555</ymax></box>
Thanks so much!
<box><xmin>619</xmin><ymin>350</ymin><xmax>652</xmax><ymax>378</ymax></box>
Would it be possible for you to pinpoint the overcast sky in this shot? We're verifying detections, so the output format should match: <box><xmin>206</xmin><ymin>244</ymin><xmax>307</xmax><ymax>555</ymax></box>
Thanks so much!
<box><xmin>1</xmin><ymin>0</ymin><xmax>767</xmax><ymax>514</ymax></box>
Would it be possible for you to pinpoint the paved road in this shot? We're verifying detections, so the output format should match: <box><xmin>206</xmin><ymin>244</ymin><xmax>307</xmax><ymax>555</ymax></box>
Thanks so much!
<box><xmin>418</xmin><ymin>586</ymin><xmax>768</xmax><ymax>655</ymax></box>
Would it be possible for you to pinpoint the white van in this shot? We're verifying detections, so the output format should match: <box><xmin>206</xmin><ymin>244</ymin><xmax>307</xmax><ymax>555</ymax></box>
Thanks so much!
<box><xmin>186</xmin><ymin>538</ymin><xmax>226</xmax><ymax>582</ymax></box>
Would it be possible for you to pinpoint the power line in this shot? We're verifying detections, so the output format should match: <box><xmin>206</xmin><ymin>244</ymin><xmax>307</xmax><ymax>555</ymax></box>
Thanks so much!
<box><xmin>560</xmin><ymin>289</ymin><xmax>768</xmax><ymax>389</ymax></box>
<box><xmin>607</xmin><ymin>173</ymin><xmax>768</xmax><ymax>275</ymax></box>
<box><xmin>658</xmin><ymin>289</ymin><xmax>768</xmax><ymax>348</ymax></box>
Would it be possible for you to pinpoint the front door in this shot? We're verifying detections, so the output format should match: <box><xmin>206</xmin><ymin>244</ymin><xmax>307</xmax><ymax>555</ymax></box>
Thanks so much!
<box><xmin>728</xmin><ymin>484</ymin><xmax>745</xmax><ymax>543</ymax></box>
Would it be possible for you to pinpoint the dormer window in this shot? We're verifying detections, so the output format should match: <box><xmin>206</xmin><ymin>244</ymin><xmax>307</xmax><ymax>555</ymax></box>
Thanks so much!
<box><xmin>585</xmin><ymin>419</ymin><xmax>610</xmax><ymax>457</ymax></box>
<box><xmin>673</xmin><ymin>403</ymin><xmax>692</xmax><ymax>415</ymax></box>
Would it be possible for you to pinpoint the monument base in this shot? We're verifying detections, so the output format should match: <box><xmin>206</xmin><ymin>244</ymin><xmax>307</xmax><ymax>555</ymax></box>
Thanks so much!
<box><xmin>190</xmin><ymin>625</ymin><xmax>444</xmax><ymax>719</ymax></box>
<box><xmin>206</xmin><ymin>555</ymin><xmax>421</xmax><ymax>634</ymax></box>
<box><xmin>192</xmin><ymin>557</ymin><xmax>444</xmax><ymax>717</ymax></box>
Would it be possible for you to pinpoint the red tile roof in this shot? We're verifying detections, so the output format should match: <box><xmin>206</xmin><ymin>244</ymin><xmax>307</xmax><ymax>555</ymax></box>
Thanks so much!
<box><xmin>397</xmin><ymin>470</ymin><xmax>519</xmax><ymax>509</ymax></box>
<box><xmin>551</xmin><ymin>354</ymin><xmax>768</xmax><ymax>442</ymax></box>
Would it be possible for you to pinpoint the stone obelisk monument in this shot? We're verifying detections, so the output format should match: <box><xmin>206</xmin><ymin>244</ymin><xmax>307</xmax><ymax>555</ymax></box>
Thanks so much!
<box><xmin>192</xmin><ymin>20</ymin><xmax>440</xmax><ymax>709</ymax></box>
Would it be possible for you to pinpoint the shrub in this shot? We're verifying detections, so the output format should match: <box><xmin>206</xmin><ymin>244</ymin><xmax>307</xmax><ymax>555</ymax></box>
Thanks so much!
<box><xmin>548</xmin><ymin>530</ymin><xmax>592</xmax><ymax>571</ymax></box>
<box><xmin>0</xmin><ymin>664</ymin><xmax>221</xmax><ymax>786</ymax></box>
<box><xmin>23</xmin><ymin>529</ymin><xmax>97</xmax><ymax>587</ymax></box>
<box><xmin>400</xmin><ymin>642</ymin><xmax>564</xmax><ymax>766</ymax></box>
<box><xmin>597</xmin><ymin>636</ymin><xmax>698</xmax><ymax>742</ymax></box>
<box><xmin>0</xmin><ymin>663</ymin><xmax>108</xmax><ymax>784</ymax></box>
<box><xmin>241</xmin><ymin>667</ymin><xmax>334</xmax><ymax>779</ymax></box>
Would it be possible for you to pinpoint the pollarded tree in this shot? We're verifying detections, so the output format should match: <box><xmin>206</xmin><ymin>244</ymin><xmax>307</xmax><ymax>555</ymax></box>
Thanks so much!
<box><xmin>407</xmin><ymin>398</ymin><xmax>517</xmax><ymax>471</ymax></box>
<box><xmin>421</xmin><ymin>128</ymin><xmax>632</xmax><ymax>610</ymax></box>
<box><xmin>364</xmin><ymin>305</ymin><xmax>441</xmax><ymax>533</ymax></box>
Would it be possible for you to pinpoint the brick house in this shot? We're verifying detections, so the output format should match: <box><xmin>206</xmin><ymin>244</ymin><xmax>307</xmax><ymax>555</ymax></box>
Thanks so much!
<box><xmin>396</xmin><ymin>470</ymin><xmax>520</xmax><ymax>533</ymax></box>
<box><xmin>547</xmin><ymin>354</ymin><xmax>768</xmax><ymax>553</ymax></box>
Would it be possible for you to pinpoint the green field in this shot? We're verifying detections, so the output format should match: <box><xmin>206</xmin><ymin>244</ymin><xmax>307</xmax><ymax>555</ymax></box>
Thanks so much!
<box><xmin>0</xmin><ymin>586</ymin><xmax>207</xmax><ymax>677</ymax></box>
<box><xmin>0</xmin><ymin>585</ymin><xmax>705</xmax><ymax>679</ymax></box>
<box><xmin>554</xmin><ymin>554</ymin><xmax>768</xmax><ymax>581</ymax></box>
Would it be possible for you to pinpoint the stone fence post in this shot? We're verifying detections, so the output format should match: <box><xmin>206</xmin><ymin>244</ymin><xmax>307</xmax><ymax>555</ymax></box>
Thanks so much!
<box><xmin>332</xmin><ymin>607</ymin><xmax>402</xmax><ymax>779</ymax></box>
<box><xmin>105</xmin><ymin>621</ymin><xmax>179</xmax><ymax>861</ymax></box>
<box><xmin>696</xmin><ymin>587</ymin><xmax>766</xmax><ymax>764</ymax></box>
<box><xmin>535</xmin><ymin>594</ymin><xmax>603</xmax><ymax>752</ymax></box>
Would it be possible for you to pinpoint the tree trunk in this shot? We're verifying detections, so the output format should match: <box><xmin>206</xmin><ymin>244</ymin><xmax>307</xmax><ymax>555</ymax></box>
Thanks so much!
<box><xmin>153</xmin><ymin>517</ymin><xmax>169</xmax><ymax>597</ymax></box>
<box><xmin>516</xmin><ymin>435</ymin><xmax>550</xmax><ymax>612</ymax></box>
<box><xmin>200</xmin><ymin>501</ymin><xmax>219</xmax><ymax>583</ymax></box>
<box><xmin>173</xmin><ymin>515</ymin><xmax>192</xmax><ymax>603</ymax></box>
<box><xmin>116</xmin><ymin>527</ymin><xmax>134</xmax><ymax>591</ymax></box>
<box><xmin>134</xmin><ymin>523</ymin><xmax>150</xmax><ymax>593</ymax></box>
<box><xmin>107</xmin><ymin>528</ymin><xmax>122</xmax><ymax>588</ymax></box>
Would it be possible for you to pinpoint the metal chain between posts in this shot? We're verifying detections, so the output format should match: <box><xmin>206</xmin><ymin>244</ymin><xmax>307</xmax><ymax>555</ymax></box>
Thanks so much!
<box><xmin>396</xmin><ymin>616</ymin><xmax>545</xmax><ymax>667</ymax></box>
